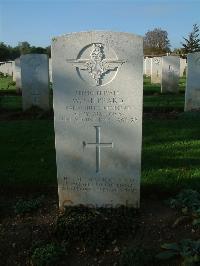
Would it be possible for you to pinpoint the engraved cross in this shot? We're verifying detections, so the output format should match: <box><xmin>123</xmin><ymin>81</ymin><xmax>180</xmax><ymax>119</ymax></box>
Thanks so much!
<box><xmin>83</xmin><ymin>126</ymin><xmax>113</xmax><ymax>173</ymax></box>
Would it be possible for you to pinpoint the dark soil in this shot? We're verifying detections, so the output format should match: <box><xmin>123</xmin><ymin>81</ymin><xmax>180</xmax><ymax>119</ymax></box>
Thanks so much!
<box><xmin>1</xmin><ymin>188</ymin><xmax>199</xmax><ymax>266</ymax></box>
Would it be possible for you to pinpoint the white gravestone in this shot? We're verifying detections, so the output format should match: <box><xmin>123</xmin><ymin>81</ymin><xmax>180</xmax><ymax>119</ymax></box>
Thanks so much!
<box><xmin>52</xmin><ymin>31</ymin><xmax>143</xmax><ymax>209</ymax></box>
<box><xmin>15</xmin><ymin>58</ymin><xmax>21</xmax><ymax>91</ymax></box>
<box><xmin>151</xmin><ymin>57</ymin><xmax>162</xmax><ymax>83</ymax></box>
<box><xmin>180</xmin><ymin>58</ymin><xmax>187</xmax><ymax>77</ymax></box>
<box><xmin>0</xmin><ymin>62</ymin><xmax>6</xmax><ymax>76</ymax></box>
<box><xmin>185</xmin><ymin>52</ymin><xmax>200</xmax><ymax>111</ymax></box>
<box><xmin>20</xmin><ymin>54</ymin><xmax>50</xmax><ymax>110</ymax></box>
<box><xmin>49</xmin><ymin>58</ymin><xmax>52</xmax><ymax>82</ymax></box>
<box><xmin>161</xmin><ymin>56</ymin><xmax>180</xmax><ymax>93</ymax></box>
<box><xmin>144</xmin><ymin>57</ymin><xmax>151</xmax><ymax>76</ymax></box>
<box><xmin>12</xmin><ymin>61</ymin><xmax>16</xmax><ymax>81</ymax></box>
<box><xmin>6</xmin><ymin>62</ymin><xmax>13</xmax><ymax>76</ymax></box>
<box><xmin>143</xmin><ymin>58</ymin><xmax>145</xmax><ymax>75</ymax></box>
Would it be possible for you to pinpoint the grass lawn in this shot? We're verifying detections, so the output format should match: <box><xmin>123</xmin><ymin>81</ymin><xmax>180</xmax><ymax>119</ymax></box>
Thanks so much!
<box><xmin>0</xmin><ymin>113</ymin><xmax>199</xmax><ymax>194</ymax></box>
<box><xmin>142</xmin><ymin>112</ymin><xmax>200</xmax><ymax>193</ymax></box>
<box><xmin>1</xmin><ymin>74</ymin><xmax>199</xmax><ymax>193</ymax></box>
<box><xmin>0</xmin><ymin>76</ymin><xmax>186</xmax><ymax>112</ymax></box>
<box><xmin>1</xmin><ymin>75</ymin><xmax>200</xmax><ymax>266</ymax></box>
<box><xmin>0</xmin><ymin>75</ymin><xmax>16</xmax><ymax>91</ymax></box>
<box><xmin>143</xmin><ymin>75</ymin><xmax>185</xmax><ymax>112</ymax></box>
<box><xmin>0</xmin><ymin>120</ymin><xmax>56</xmax><ymax>187</ymax></box>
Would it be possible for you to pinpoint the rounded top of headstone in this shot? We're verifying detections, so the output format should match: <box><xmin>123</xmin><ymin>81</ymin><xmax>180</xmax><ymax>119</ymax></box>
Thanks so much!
<box><xmin>51</xmin><ymin>30</ymin><xmax>143</xmax><ymax>42</ymax></box>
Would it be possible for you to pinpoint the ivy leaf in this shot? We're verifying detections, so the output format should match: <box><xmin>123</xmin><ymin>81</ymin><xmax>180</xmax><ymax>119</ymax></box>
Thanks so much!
<box><xmin>161</xmin><ymin>243</ymin><xmax>179</xmax><ymax>251</ymax></box>
<box><xmin>192</xmin><ymin>218</ymin><xmax>200</xmax><ymax>226</ymax></box>
<box><xmin>156</xmin><ymin>251</ymin><xmax>178</xmax><ymax>260</ymax></box>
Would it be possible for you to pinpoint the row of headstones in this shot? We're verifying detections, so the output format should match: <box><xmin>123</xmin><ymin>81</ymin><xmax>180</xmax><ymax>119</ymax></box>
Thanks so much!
<box><xmin>144</xmin><ymin>56</ymin><xmax>187</xmax><ymax>78</ymax></box>
<box><xmin>0</xmin><ymin>58</ymin><xmax>52</xmax><ymax>84</ymax></box>
<box><xmin>144</xmin><ymin>56</ymin><xmax>187</xmax><ymax>93</ymax></box>
<box><xmin>0</xmin><ymin>56</ymin><xmax>53</xmax><ymax>110</ymax></box>
<box><xmin>144</xmin><ymin>55</ymin><xmax>200</xmax><ymax>110</ymax></box>
<box><xmin>4</xmin><ymin>53</ymin><xmax>199</xmax><ymax>112</ymax></box>
<box><xmin>0</xmin><ymin>61</ymin><xmax>14</xmax><ymax>76</ymax></box>
<box><xmin>1</xmin><ymin>32</ymin><xmax>199</xmax><ymax>209</ymax></box>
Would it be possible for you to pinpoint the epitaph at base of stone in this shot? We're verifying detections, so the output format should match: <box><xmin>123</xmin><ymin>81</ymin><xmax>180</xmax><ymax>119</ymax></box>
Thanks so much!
<box><xmin>52</xmin><ymin>31</ymin><xmax>143</xmax><ymax>209</ymax></box>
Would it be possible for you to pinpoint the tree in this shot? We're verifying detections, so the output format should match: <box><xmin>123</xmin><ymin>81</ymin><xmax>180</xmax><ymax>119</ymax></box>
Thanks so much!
<box><xmin>30</xmin><ymin>46</ymin><xmax>46</xmax><ymax>54</ymax></box>
<box><xmin>9</xmin><ymin>46</ymin><xmax>20</xmax><ymax>60</ymax></box>
<box><xmin>0</xmin><ymin>42</ymin><xmax>10</xmax><ymax>61</ymax></box>
<box><xmin>144</xmin><ymin>28</ymin><xmax>171</xmax><ymax>55</ymax></box>
<box><xmin>45</xmin><ymin>46</ymin><xmax>51</xmax><ymax>58</ymax></box>
<box><xmin>18</xmin><ymin>41</ymin><xmax>31</xmax><ymax>55</ymax></box>
<box><xmin>182</xmin><ymin>24</ymin><xmax>200</xmax><ymax>54</ymax></box>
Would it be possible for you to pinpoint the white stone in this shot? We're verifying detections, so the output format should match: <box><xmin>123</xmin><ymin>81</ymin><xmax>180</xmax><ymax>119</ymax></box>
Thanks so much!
<box><xmin>15</xmin><ymin>58</ymin><xmax>21</xmax><ymax>90</ymax></box>
<box><xmin>144</xmin><ymin>57</ymin><xmax>151</xmax><ymax>76</ymax></box>
<box><xmin>151</xmin><ymin>57</ymin><xmax>162</xmax><ymax>83</ymax></box>
<box><xmin>12</xmin><ymin>61</ymin><xmax>16</xmax><ymax>81</ymax></box>
<box><xmin>185</xmin><ymin>52</ymin><xmax>200</xmax><ymax>111</ymax></box>
<box><xmin>49</xmin><ymin>58</ymin><xmax>52</xmax><ymax>82</ymax></box>
<box><xmin>20</xmin><ymin>54</ymin><xmax>50</xmax><ymax>110</ymax></box>
<box><xmin>180</xmin><ymin>58</ymin><xmax>187</xmax><ymax>77</ymax></box>
<box><xmin>161</xmin><ymin>56</ymin><xmax>180</xmax><ymax>93</ymax></box>
<box><xmin>52</xmin><ymin>31</ymin><xmax>143</xmax><ymax>209</ymax></box>
<box><xmin>7</xmin><ymin>61</ymin><xmax>13</xmax><ymax>76</ymax></box>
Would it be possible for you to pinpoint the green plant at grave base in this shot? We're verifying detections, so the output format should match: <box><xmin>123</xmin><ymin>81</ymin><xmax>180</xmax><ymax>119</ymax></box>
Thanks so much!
<box><xmin>119</xmin><ymin>246</ymin><xmax>158</xmax><ymax>266</ymax></box>
<box><xmin>7</xmin><ymin>80</ymin><xmax>16</xmax><ymax>89</ymax></box>
<box><xmin>0</xmin><ymin>76</ymin><xmax>15</xmax><ymax>90</ymax></box>
<box><xmin>55</xmin><ymin>206</ymin><xmax>137</xmax><ymax>252</ymax></box>
<box><xmin>14</xmin><ymin>195</ymin><xmax>44</xmax><ymax>214</ymax></box>
<box><xmin>156</xmin><ymin>239</ymin><xmax>200</xmax><ymax>265</ymax></box>
<box><xmin>31</xmin><ymin>243</ymin><xmax>65</xmax><ymax>266</ymax></box>
<box><xmin>167</xmin><ymin>190</ymin><xmax>200</xmax><ymax>226</ymax></box>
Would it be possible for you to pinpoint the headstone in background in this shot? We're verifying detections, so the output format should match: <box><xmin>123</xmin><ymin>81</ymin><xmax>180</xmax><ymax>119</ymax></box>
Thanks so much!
<box><xmin>49</xmin><ymin>58</ymin><xmax>52</xmax><ymax>82</ymax></box>
<box><xmin>20</xmin><ymin>54</ymin><xmax>50</xmax><ymax>110</ymax></box>
<box><xmin>6</xmin><ymin>61</ymin><xmax>13</xmax><ymax>76</ymax></box>
<box><xmin>161</xmin><ymin>56</ymin><xmax>180</xmax><ymax>93</ymax></box>
<box><xmin>151</xmin><ymin>57</ymin><xmax>162</xmax><ymax>83</ymax></box>
<box><xmin>180</xmin><ymin>58</ymin><xmax>187</xmax><ymax>77</ymax></box>
<box><xmin>12</xmin><ymin>61</ymin><xmax>16</xmax><ymax>81</ymax></box>
<box><xmin>0</xmin><ymin>62</ymin><xmax>4</xmax><ymax>74</ymax></box>
<box><xmin>0</xmin><ymin>62</ymin><xmax>6</xmax><ymax>76</ymax></box>
<box><xmin>15</xmin><ymin>58</ymin><xmax>22</xmax><ymax>91</ymax></box>
<box><xmin>143</xmin><ymin>58</ymin><xmax>146</xmax><ymax>75</ymax></box>
<box><xmin>52</xmin><ymin>31</ymin><xmax>143</xmax><ymax>209</ymax></box>
<box><xmin>185</xmin><ymin>52</ymin><xmax>200</xmax><ymax>111</ymax></box>
<box><xmin>144</xmin><ymin>57</ymin><xmax>151</xmax><ymax>76</ymax></box>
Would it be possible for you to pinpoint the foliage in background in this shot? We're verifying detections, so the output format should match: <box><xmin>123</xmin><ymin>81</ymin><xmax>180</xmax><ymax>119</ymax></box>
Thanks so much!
<box><xmin>0</xmin><ymin>41</ymin><xmax>50</xmax><ymax>61</ymax></box>
<box><xmin>144</xmin><ymin>27</ymin><xmax>171</xmax><ymax>55</ymax></box>
<box><xmin>157</xmin><ymin>239</ymin><xmax>200</xmax><ymax>265</ymax></box>
<box><xmin>167</xmin><ymin>189</ymin><xmax>200</xmax><ymax>226</ymax></box>
<box><xmin>182</xmin><ymin>24</ymin><xmax>200</xmax><ymax>55</ymax></box>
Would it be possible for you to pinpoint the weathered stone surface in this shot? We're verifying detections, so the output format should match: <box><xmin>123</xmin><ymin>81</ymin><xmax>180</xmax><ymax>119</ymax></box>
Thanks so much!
<box><xmin>49</xmin><ymin>58</ymin><xmax>52</xmax><ymax>82</ymax></box>
<box><xmin>15</xmin><ymin>58</ymin><xmax>21</xmax><ymax>90</ymax></box>
<box><xmin>185</xmin><ymin>52</ymin><xmax>200</xmax><ymax>111</ymax></box>
<box><xmin>20</xmin><ymin>54</ymin><xmax>50</xmax><ymax>110</ymax></box>
<box><xmin>161</xmin><ymin>56</ymin><xmax>180</xmax><ymax>93</ymax></box>
<box><xmin>52</xmin><ymin>31</ymin><xmax>143</xmax><ymax>209</ymax></box>
<box><xmin>144</xmin><ymin>57</ymin><xmax>151</xmax><ymax>76</ymax></box>
<box><xmin>180</xmin><ymin>58</ymin><xmax>187</xmax><ymax>77</ymax></box>
<box><xmin>151</xmin><ymin>57</ymin><xmax>162</xmax><ymax>83</ymax></box>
